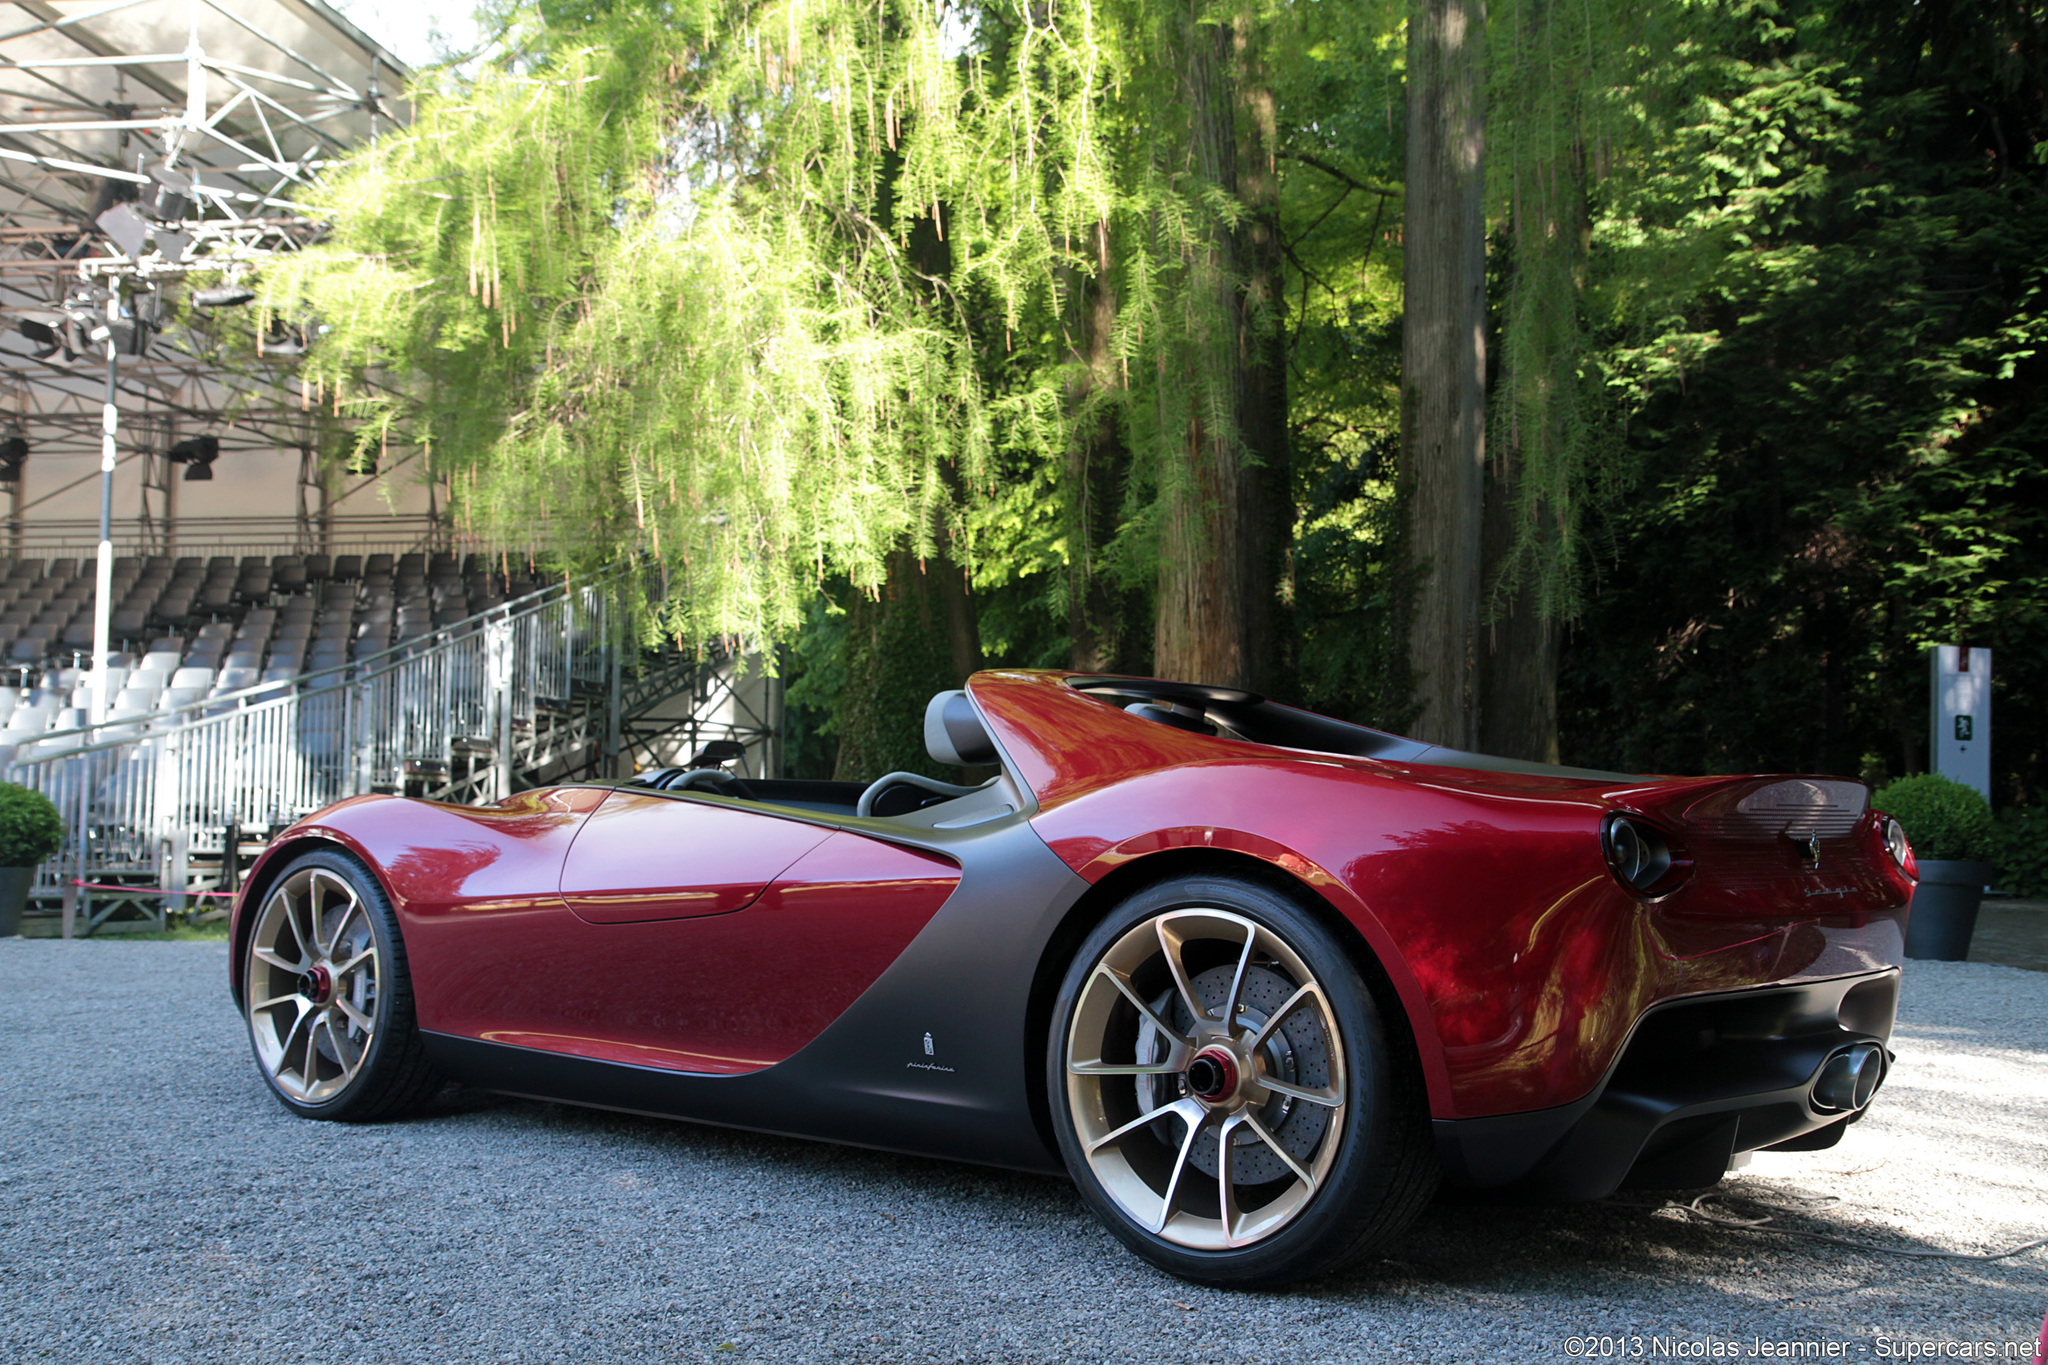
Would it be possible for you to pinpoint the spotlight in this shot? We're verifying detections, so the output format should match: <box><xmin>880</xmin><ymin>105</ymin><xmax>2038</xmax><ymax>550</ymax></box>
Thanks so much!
<box><xmin>16</xmin><ymin>310</ymin><xmax>74</xmax><ymax>359</ymax></box>
<box><xmin>143</xmin><ymin>166</ymin><xmax>194</xmax><ymax>225</ymax></box>
<box><xmin>17</xmin><ymin>298</ymin><xmax>102</xmax><ymax>361</ymax></box>
<box><xmin>167</xmin><ymin>434</ymin><xmax>219</xmax><ymax>481</ymax></box>
<box><xmin>192</xmin><ymin>285</ymin><xmax>256</xmax><ymax>308</ymax></box>
<box><xmin>95</xmin><ymin>203</ymin><xmax>188</xmax><ymax>265</ymax></box>
<box><xmin>0</xmin><ymin>435</ymin><xmax>25</xmax><ymax>483</ymax></box>
<box><xmin>259</xmin><ymin>318</ymin><xmax>309</xmax><ymax>356</ymax></box>
<box><xmin>87</xmin><ymin>316</ymin><xmax>152</xmax><ymax>357</ymax></box>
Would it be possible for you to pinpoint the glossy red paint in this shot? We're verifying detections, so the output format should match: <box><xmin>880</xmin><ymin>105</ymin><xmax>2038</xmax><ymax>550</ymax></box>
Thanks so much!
<box><xmin>971</xmin><ymin>670</ymin><xmax>1911</xmax><ymax>1122</ymax></box>
<box><xmin>560</xmin><ymin>790</ymin><xmax>832</xmax><ymax>923</ymax></box>
<box><xmin>229</xmin><ymin>787</ymin><xmax>608</xmax><ymax>1007</ymax></box>
<box><xmin>462</xmin><ymin>829</ymin><xmax>960</xmax><ymax>1073</ymax></box>
<box><xmin>249</xmin><ymin>789</ymin><xmax>961</xmax><ymax>1075</ymax></box>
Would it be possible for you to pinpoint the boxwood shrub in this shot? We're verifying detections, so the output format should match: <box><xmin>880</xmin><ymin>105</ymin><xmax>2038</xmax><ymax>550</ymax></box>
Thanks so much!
<box><xmin>0</xmin><ymin>783</ymin><xmax>64</xmax><ymax>868</ymax></box>
<box><xmin>1870</xmin><ymin>774</ymin><xmax>1994</xmax><ymax>864</ymax></box>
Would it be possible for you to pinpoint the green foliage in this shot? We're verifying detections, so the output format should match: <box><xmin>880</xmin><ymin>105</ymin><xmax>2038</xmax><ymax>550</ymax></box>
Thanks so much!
<box><xmin>779</xmin><ymin>588</ymin><xmax>851</xmax><ymax>780</ymax></box>
<box><xmin>1992</xmin><ymin>807</ymin><xmax>2048</xmax><ymax>899</ymax></box>
<box><xmin>277</xmin><ymin>0</ymin><xmax>1393</xmax><ymax>701</ymax></box>
<box><xmin>1268</xmin><ymin>11</ymin><xmax>1409</xmax><ymax>726</ymax></box>
<box><xmin>1485</xmin><ymin>0</ymin><xmax>1641</xmax><ymax>620</ymax></box>
<box><xmin>1558</xmin><ymin>0</ymin><xmax>2048</xmax><ymax>798</ymax></box>
<box><xmin>271</xmin><ymin>0</ymin><xmax>1127</xmax><ymax>651</ymax></box>
<box><xmin>1484</xmin><ymin>0</ymin><xmax>1860</xmax><ymax>624</ymax></box>
<box><xmin>0</xmin><ymin>783</ymin><xmax>65</xmax><ymax>868</ymax></box>
<box><xmin>1872</xmin><ymin>774</ymin><xmax>1994</xmax><ymax>864</ymax></box>
<box><xmin>261</xmin><ymin>0</ymin><xmax>1445</xmax><ymax>758</ymax></box>
<box><xmin>831</xmin><ymin>555</ymin><xmax>967</xmax><ymax>781</ymax></box>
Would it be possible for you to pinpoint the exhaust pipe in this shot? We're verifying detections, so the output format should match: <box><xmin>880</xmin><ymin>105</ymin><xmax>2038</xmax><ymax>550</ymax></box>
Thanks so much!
<box><xmin>1812</xmin><ymin>1042</ymin><xmax>1886</xmax><ymax>1113</ymax></box>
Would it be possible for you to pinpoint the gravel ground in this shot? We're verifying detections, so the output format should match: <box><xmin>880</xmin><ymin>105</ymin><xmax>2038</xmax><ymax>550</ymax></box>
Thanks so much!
<box><xmin>1</xmin><ymin>940</ymin><xmax>2043</xmax><ymax>1365</ymax></box>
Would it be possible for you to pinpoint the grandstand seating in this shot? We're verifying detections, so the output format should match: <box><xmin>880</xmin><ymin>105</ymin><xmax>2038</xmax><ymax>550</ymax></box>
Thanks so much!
<box><xmin>0</xmin><ymin>551</ymin><xmax>547</xmax><ymax>740</ymax></box>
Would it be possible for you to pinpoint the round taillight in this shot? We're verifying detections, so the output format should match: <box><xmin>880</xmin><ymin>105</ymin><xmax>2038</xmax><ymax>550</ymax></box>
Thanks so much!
<box><xmin>1882</xmin><ymin>816</ymin><xmax>1912</xmax><ymax>869</ymax></box>
<box><xmin>1603</xmin><ymin>814</ymin><xmax>1683</xmax><ymax>897</ymax></box>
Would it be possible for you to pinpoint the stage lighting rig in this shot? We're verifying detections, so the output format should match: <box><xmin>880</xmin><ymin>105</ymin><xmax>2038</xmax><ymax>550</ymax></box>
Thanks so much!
<box><xmin>258</xmin><ymin>317</ymin><xmax>310</xmax><ymax>356</ymax></box>
<box><xmin>89</xmin><ymin>288</ymin><xmax>159</xmax><ymax>357</ymax></box>
<box><xmin>96</xmin><ymin>203</ymin><xmax>190</xmax><ymax>267</ymax></box>
<box><xmin>143</xmin><ymin>167</ymin><xmax>195</xmax><ymax>224</ymax></box>
<box><xmin>192</xmin><ymin>284</ymin><xmax>256</xmax><ymax>308</ymax></box>
<box><xmin>95</xmin><ymin>163</ymin><xmax>196</xmax><ymax>266</ymax></box>
<box><xmin>14</xmin><ymin>287</ymin><xmax>157</xmax><ymax>362</ymax></box>
<box><xmin>167</xmin><ymin>434</ymin><xmax>219</xmax><ymax>481</ymax></box>
<box><xmin>0</xmin><ymin>429</ymin><xmax>26</xmax><ymax>484</ymax></box>
<box><xmin>16</xmin><ymin>308</ymin><xmax>86</xmax><ymax>360</ymax></box>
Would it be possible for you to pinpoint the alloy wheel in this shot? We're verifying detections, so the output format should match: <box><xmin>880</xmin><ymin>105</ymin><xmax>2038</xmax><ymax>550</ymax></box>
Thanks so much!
<box><xmin>1064</xmin><ymin>907</ymin><xmax>1348</xmax><ymax>1250</ymax></box>
<box><xmin>246</xmin><ymin>866</ymin><xmax>381</xmax><ymax>1104</ymax></box>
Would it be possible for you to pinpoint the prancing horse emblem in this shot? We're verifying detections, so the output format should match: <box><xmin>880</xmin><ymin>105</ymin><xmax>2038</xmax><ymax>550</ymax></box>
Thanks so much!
<box><xmin>1790</xmin><ymin>832</ymin><xmax>1821</xmax><ymax>864</ymax></box>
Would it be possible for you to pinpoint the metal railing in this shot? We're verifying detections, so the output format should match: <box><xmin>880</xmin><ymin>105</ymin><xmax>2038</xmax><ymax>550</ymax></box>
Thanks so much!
<box><xmin>0</xmin><ymin>514</ymin><xmax>458</xmax><ymax>559</ymax></box>
<box><xmin>4</xmin><ymin>578</ymin><xmax>614</xmax><ymax>930</ymax></box>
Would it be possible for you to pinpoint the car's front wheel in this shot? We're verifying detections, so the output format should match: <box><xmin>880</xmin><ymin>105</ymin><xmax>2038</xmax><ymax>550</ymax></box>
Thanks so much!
<box><xmin>242</xmin><ymin>848</ymin><xmax>442</xmax><ymax>1122</ymax></box>
<box><xmin>1048</xmin><ymin>872</ymin><xmax>1437</xmax><ymax>1287</ymax></box>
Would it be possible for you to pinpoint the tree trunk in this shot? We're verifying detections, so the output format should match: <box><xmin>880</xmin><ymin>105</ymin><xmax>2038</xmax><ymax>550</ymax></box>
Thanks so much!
<box><xmin>1067</xmin><ymin>219</ymin><xmax>1135</xmax><ymax>673</ymax></box>
<box><xmin>1479</xmin><ymin>478</ymin><xmax>1560</xmax><ymax>761</ymax></box>
<box><xmin>1152</xmin><ymin>3</ymin><xmax>1289</xmax><ymax>692</ymax></box>
<box><xmin>1400</xmin><ymin>0</ymin><xmax>1488</xmax><ymax>747</ymax></box>
<box><xmin>1235</xmin><ymin>19</ymin><xmax>1293</xmax><ymax>695</ymax></box>
<box><xmin>1481</xmin><ymin>152</ymin><xmax>1574</xmax><ymax>763</ymax></box>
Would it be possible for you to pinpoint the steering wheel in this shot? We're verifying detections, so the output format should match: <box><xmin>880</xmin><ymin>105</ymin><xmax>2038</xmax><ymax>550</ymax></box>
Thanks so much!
<box><xmin>855</xmin><ymin>770</ymin><xmax>984</xmax><ymax>818</ymax></box>
<box><xmin>665</xmin><ymin>767</ymin><xmax>757</xmax><ymax>801</ymax></box>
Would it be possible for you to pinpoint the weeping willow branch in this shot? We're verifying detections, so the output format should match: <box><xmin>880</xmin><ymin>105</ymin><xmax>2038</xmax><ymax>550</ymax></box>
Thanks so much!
<box><xmin>261</xmin><ymin>0</ymin><xmax>1135</xmax><ymax>650</ymax></box>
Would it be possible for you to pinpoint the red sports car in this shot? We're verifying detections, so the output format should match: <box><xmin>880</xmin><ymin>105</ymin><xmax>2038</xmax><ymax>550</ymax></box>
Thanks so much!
<box><xmin>229</xmin><ymin>670</ymin><xmax>1914</xmax><ymax>1287</ymax></box>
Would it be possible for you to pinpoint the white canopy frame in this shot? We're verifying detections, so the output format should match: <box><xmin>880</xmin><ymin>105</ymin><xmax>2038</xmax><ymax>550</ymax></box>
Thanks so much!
<box><xmin>0</xmin><ymin>0</ymin><xmax>412</xmax><ymax>719</ymax></box>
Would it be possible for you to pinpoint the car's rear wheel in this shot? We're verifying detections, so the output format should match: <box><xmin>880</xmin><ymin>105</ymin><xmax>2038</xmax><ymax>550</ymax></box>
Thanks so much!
<box><xmin>1048</xmin><ymin>872</ymin><xmax>1437</xmax><ymax>1287</ymax></box>
<box><xmin>243</xmin><ymin>848</ymin><xmax>441</xmax><ymax>1122</ymax></box>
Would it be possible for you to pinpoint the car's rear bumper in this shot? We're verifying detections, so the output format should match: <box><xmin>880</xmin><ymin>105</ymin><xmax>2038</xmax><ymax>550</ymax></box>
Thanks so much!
<box><xmin>1432</xmin><ymin>969</ymin><xmax>1900</xmax><ymax>1200</ymax></box>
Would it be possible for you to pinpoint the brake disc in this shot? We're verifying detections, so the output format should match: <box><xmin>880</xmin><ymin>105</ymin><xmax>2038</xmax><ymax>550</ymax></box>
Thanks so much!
<box><xmin>1134</xmin><ymin>962</ymin><xmax>1334</xmax><ymax>1186</ymax></box>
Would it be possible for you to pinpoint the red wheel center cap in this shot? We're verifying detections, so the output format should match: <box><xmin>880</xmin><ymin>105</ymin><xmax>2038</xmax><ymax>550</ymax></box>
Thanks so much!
<box><xmin>1186</xmin><ymin>1047</ymin><xmax>1240</xmax><ymax>1102</ymax></box>
<box><xmin>299</xmin><ymin>964</ymin><xmax>333</xmax><ymax>1006</ymax></box>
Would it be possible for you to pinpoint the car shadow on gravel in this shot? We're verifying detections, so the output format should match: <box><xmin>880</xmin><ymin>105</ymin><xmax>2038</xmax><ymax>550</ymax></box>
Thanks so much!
<box><xmin>1325</xmin><ymin>1182</ymin><xmax>2048</xmax><ymax>1309</ymax></box>
<box><xmin>403</xmin><ymin>1085</ymin><xmax>2048</xmax><ymax>1314</ymax></box>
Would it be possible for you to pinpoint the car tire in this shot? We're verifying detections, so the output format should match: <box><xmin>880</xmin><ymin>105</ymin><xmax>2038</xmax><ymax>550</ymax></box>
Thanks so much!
<box><xmin>1047</xmin><ymin>871</ymin><xmax>1437</xmax><ymax>1287</ymax></box>
<box><xmin>242</xmin><ymin>847</ymin><xmax>442</xmax><ymax>1122</ymax></box>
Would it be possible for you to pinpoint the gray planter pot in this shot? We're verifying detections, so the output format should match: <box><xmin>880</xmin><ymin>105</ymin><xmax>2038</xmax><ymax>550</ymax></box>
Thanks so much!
<box><xmin>0</xmin><ymin>865</ymin><xmax>33</xmax><ymax>937</ymax></box>
<box><xmin>1904</xmin><ymin>859</ymin><xmax>1995</xmax><ymax>961</ymax></box>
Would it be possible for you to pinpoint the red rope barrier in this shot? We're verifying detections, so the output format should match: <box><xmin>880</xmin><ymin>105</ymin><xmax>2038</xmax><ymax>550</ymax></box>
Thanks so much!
<box><xmin>68</xmin><ymin>879</ymin><xmax>237</xmax><ymax>899</ymax></box>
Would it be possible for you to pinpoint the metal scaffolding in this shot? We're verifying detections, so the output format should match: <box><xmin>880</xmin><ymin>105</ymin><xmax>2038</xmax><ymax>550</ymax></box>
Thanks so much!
<box><xmin>0</xmin><ymin>0</ymin><xmax>412</xmax><ymax>547</ymax></box>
